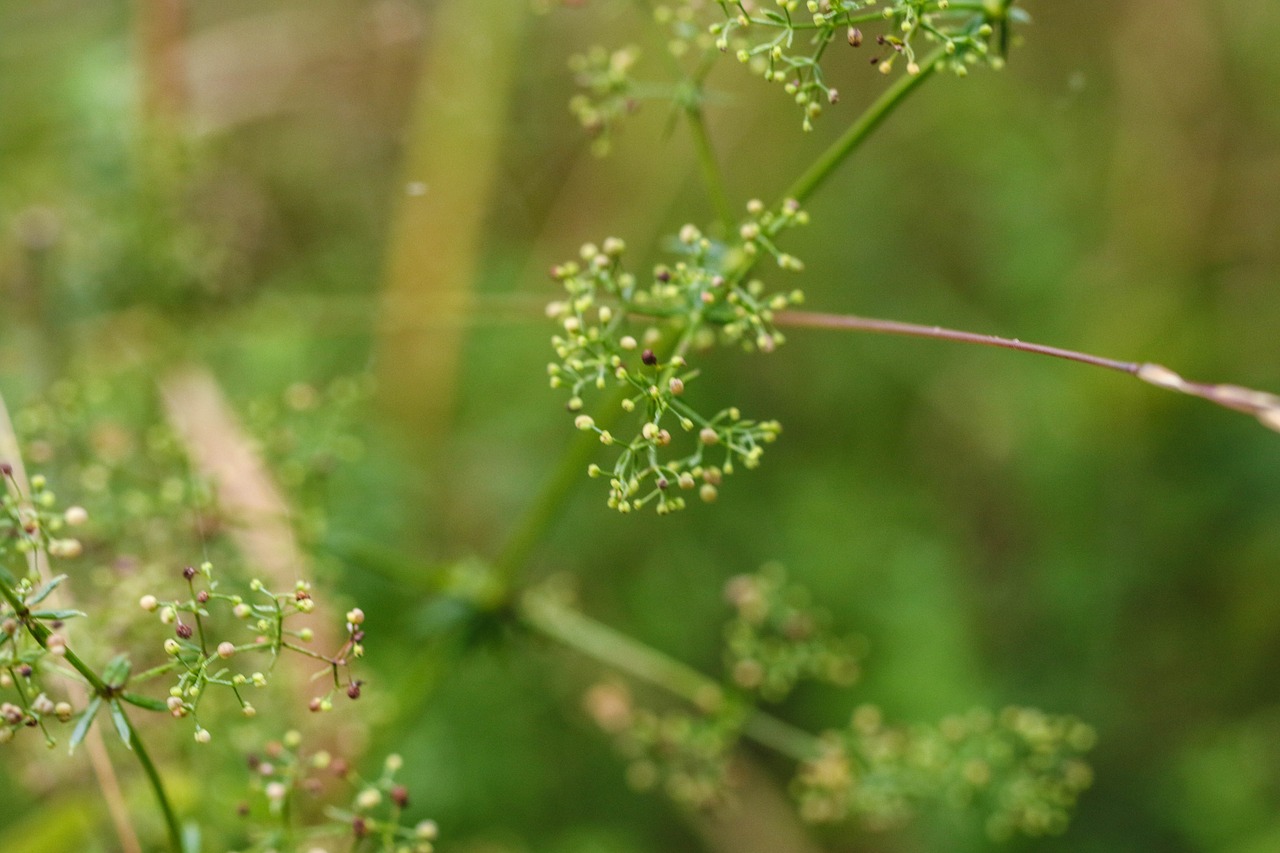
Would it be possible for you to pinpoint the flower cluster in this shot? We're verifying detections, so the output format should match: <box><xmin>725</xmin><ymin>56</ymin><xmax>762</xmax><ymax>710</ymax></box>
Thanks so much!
<box><xmin>0</xmin><ymin>572</ymin><xmax>82</xmax><ymax>746</ymax></box>
<box><xmin>0</xmin><ymin>467</ymin><xmax>89</xmax><ymax>746</ymax></box>
<box><xmin>547</xmin><ymin>200</ymin><xmax>807</xmax><ymax>513</ymax></box>
<box><xmin>561</xmin><ymin>1</ymin><xmax>1025</xmax><ymax>135</ymax></box>
<box><xmin>722</xmin><ymin>564</ymin><xmax>862</xmax><ymax>701</ymax></box>
<box><xmin>576</xmin><ymin>564</ymin><xmax>1094</xmax><ymax>836</ymax></box>
<box><xmin>235</xmin><ymin>732</ymin><xmax>439</xmax><ymax>853</ymax></box>
<box><xmin>138</xmin><ymin>563</ymin><xmax>366</xmax><ymax>737</ymax></box>
<box><xmin>794</xmin><ymin>704</ymin><xmax>1096</xmax><ymax>838</ymax></box>
<box><xmin>712</xmin><ymin>0</ymin><xmax>1025</xmax><ymax>128</ymax></box>
<box><xmin>568</xmin><ymin>45</ymin><xmax>641</xmax><ymax>156</ymax></box>
<box><xmin>0</xmin><ymin>466</ymin><xmax>86</xmax><ymax>564</ymax></box>
<box><xmin>583</xmin><ymin>680</ymin><xmax>743</xmax><ymax>810</ymax></box>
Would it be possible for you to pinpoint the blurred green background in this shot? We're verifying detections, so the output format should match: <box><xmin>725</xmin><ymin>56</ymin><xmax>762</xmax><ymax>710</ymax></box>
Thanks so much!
<box><xmin>3</xmin><ymin>0</ymin><xmax>1280</xmax><ymax>851</ymax></box>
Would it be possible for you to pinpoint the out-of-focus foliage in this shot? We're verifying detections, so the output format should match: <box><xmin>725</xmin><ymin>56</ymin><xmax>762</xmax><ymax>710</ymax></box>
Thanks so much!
<box><xmin>2</xmin><ymin>0</ymin><xmax>1280</xmax><ymax>851</ymax></box>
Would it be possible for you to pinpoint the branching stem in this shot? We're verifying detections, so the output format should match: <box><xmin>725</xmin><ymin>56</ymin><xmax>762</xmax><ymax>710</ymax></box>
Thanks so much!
<box><xmin>521</xmin><ymin>590</ymin><xmax>821</xmax><ymax>762</ymax></box>
<box><xmin>0</xmin><ymin>576</ymin><xmax>184</xmax><ymax>851</ymax></box>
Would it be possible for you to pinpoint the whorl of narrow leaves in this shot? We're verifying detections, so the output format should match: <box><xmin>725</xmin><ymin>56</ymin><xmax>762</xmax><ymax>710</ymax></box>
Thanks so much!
<box><xmin>547</xmin><ymin>200</ymin><xmax>808</xmax><ymax>514</ymax></box>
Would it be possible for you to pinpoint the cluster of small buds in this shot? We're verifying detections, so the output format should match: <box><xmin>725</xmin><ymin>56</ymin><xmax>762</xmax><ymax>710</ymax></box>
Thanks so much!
<box><xmin>793</xmin><ymin>703</ymin><xmax>1096</xmax><ymax>837</ymax></box>
<box><xmin>603</xmin><ymin>701</ymin><xmax>742</xmax><ymax>810</ymax></box>
<box><xmin>567</xmin><ymin>45</ymin><xmax>641</xmax><ymax>156</ymax></box>
<box><xmin>235</xmin><ymin>734</ymin><xmax>438</xmax><ymax>853</ymax></box>
<box><xmin>722</xmin><ymin>565</ymin><xmax>862</xmax><ymax>701</ymax></box>
<box><xmin>547</xmin><ymin>201</ymin><xmax>806</xmax><ymax>513</ymax></box>
<box><xmin>138</xmin><ymin>563</ymin><xmax>365</xmax><ymax>734</ymax></box>
<box><xmin>0</xmin><ymin>480</ymin><xmax>87</xmax><ymax>748</ymax></box>
<box><xmin>0</xmin><ymin>684</ymin><xmax>75</xmax><ymax>745</ymax></box>
<box><xmin>0</xmin><ymin>465</ymin><xmax>86</xmax><ymax>565</ymax></box>
<box><xmin>700</xmin><ymin>0</ymin><xmax>1023</xmax><ymax>128</ymax></box>
<box><xmin>651</xmin><ymin>2</ymin><xmax>719</xmax><ymax>59</ymax></box>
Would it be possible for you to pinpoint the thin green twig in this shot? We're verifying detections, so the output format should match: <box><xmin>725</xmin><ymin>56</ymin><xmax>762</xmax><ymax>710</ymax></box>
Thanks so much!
<box><xmin>521</xmin><ymin>590</ymin><xmax>821</xmax><ymax>762</ymax></box>
<box><xmin>685</xmin><ymin>103</ymin><xmax>736</xmax><ymax>232</ymax></box>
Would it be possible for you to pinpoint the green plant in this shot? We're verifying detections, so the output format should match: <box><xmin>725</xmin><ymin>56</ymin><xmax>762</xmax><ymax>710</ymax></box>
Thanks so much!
<box><xmin>4</xmin><ymin>0</ymin><xmax>1279</xmax><ymax>850</ymax></box>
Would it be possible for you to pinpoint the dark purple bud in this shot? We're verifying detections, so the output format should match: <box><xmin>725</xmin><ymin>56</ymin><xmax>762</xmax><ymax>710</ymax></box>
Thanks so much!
<box><xmin>196</xmin><ymin>590</ymin><xmax>209</xmax><ymax>604</ymax></box>
<box><xmin>641</xmin><ymin>349</ymin><xmax>657</xmax><ymax>366</ymax></box>
<box><xmin>176</xmin><ymin>623</ymin><xmax>193</xmax><ymax>639</ymax></box>
<box><xmin>182</xmin><ymin>566</ymin><xmax>197</xmax><ymax>580</ymax></box>
<box><xmin>352</xmin><ymin>817</ymin><xmax>368</xmax><ymax>839</ymax></box>
<box><xmin>346</xmin><ymin>681</ymin><xmax>362</xmax><ymax>700</ymax></box>
<box><xmin>391</xmin><ymin>785</ymin><xmax>409</xmax><ymax>808</ymax></box>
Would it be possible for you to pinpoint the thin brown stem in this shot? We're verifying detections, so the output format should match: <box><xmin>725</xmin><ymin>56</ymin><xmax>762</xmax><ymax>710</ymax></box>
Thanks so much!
<box><xmin>778</xmin><ymin>310</ymin><xmax>1138</xmax><ymax>372</ymax></box>
<box><xmin>776</xmin><ymin>309</ymin><xmax>1280</xmax><ymax>430</ymax></box>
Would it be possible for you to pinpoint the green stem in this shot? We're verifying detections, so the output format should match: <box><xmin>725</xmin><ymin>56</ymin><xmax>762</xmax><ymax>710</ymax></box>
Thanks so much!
<box><xmin>520</xmin><ymin>590</ymin><xmax>820</xmax><ymax>762</ymax></box>
<box><xmin>119</xmin><ymin>702</ymin><xmax>185</xmax><ymax>853</ymax></box>
<box><xmin>491</xmin><ymin>426</ymin><xmax>601</xmax><ymax>591</ymax></box>
<box><xmin>685</xmin><ymin>103</ymin><xmax>735</xmax><ymax>232</ymax></box>
<box><xmin>779</xmin><ymin>47</ymin><xmax>945</xmax><ymax>206</ymax></box>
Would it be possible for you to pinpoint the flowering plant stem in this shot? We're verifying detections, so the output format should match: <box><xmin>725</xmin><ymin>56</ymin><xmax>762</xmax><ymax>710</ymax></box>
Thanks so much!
<box><xmin>520</xmin><ymin>590</ymin><xmax>820</xmax><ymax>761</ymax></box>
<box><xmin>0</xmin><ymin>578</ymin><xmax>184</xmax><ymax>852</ymax></box>
<box><xmin>499</xmin><ymin>44</ymin><xmax>951</xmax><ymax>579</ymax></box>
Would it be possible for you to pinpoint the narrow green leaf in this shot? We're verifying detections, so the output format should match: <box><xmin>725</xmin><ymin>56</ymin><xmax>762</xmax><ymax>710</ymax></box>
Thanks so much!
<box><xmin>108</xmin><ymin>700</ymin><xmax>132</xmax><ymax>749</ymax></box>
<box><xmin>68</xmin><ymin>696</ymin><xmax>101</xmax><ymax>755</ymax></box>
<box><xmin>26</xmin><ymin>574</ymin><xmax>68</xmax><ymax>606</ymax></box>
<box><xmin>119</xmin><ymin>692</ymin><xmax>167</xmax><ymax>712</ymax></box>
<box><xmin>102</xmin><ymin>654</ymin><xmax>132</xmax><ymax>685</ymax></box>
<box><xmin>30</xmin><ymin>609</ymin><xmax>85</xmax><ymax>621</ymax></box>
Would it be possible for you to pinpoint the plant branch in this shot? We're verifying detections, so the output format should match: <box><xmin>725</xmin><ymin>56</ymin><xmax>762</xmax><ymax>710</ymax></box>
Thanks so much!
<box><xmin>0</xmin><ymin>577</ymin><xmax>184</xmax><ymax>851</ymax></box>
<box><xmin>116</xmin><ymin>701</ymin><xmax>185</xmax><ymax>853</ymax></box>
<box><xmin>777</xmin><ymin>309</ymin><xmax>1280</xmax><ymax>430</ymax></box>
<box><xmin>521</xmin><ymin>589</ymin><xmax>821</xmax><ymax>762</ymax></box>
<box><xmin>684</xmin><ymin>100</ymin><xmax>735</xmax><ymax>233</ymax></box>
